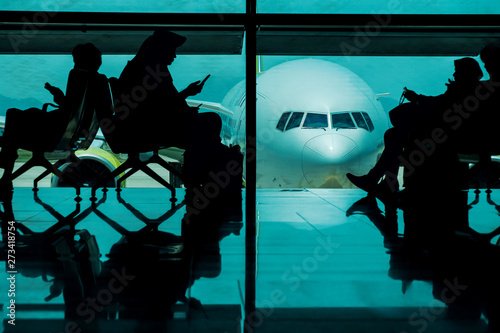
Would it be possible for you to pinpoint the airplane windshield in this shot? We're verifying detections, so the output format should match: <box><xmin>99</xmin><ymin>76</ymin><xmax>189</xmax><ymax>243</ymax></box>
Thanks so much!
<box><xmin>276</xmin><ymin>112</ymin><xmax>291</xmax><ymax>131</ymax></box>
<box><xmin>286</xmin><ymin>112</ymin><xmax>304</xmax><ymax>131</ymax></box>
<box><xmin>352</xmin><ymin>112</ymin><xmax>369</xmax><ymax>131</ymax></box>
<box><xmin>303</xmin><ymin>113</ymin><xmax>328</xmax><ymax>129</ymax></box>
<box><xmin>277</xmin><ymin>111</ymin><xmax>374</xmax><ymax>132</ymax></box>
<box><xmin>362</xmin><ymin>112</ymin><xmax>375</xmax><ymax>132</ymax></box>
<box><xmin>331</xmin><ymin>113</ymin><xmax>356</xmax><ymax>129</ymax></box>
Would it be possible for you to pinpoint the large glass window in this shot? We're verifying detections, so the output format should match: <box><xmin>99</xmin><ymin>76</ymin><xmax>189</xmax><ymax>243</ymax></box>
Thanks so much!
<box><xmin>4</xmin><ymin>0</ymin><xmax>498</xmax><ymax>14</ymax></box>
<box><xmin>2</xmin><ymin>7</ymin><xmax>499</xmax><ymax>333</ymax></box>
<box><xmin>0</xmin><ymin>54</ymin><xmax>245</xmax><ymax>112</ymax></box>
<box><xmin>0</xmin><ymin>0</ymin><xmax>245</xmax><ymax>13</ymax></box>
<box><xmin>258</xmin><ymin>0</ymin><xmax>500</xmax><ymax>14</ymax></box>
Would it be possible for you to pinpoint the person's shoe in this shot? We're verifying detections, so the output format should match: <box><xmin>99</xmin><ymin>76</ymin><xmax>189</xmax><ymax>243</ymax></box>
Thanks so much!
<box><xmin>346</xmin><ymin>173</ymin><xmax>377</xmax><ymax>193</ymax></box>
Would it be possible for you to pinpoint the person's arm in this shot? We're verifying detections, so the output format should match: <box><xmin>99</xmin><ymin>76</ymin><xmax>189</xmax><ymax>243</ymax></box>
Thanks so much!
<box><xmin>179</xmin><ymin>75</ymin><xmax>210</xmax><ymax>100</ymax></box>
<box><xmin>44</xmin><ymin>82</ymin><xmax>65</xmax><ymax>106</ymax></box>
<box><xmin>179</xmin><ymin>81</ymin><xmax>202</xmax><ymax>100</ymax></box>
<box><xmin>403</xmin><ymin>88</ymin><xmax>424</xmax><ymax>103</ymax></box>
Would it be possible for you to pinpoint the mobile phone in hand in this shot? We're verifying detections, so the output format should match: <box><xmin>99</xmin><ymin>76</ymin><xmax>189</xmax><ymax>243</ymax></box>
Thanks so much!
<box><xmin>200</xmin><ymin>74</ymin><xmax>211</xmax><ymax>86</ymax></box>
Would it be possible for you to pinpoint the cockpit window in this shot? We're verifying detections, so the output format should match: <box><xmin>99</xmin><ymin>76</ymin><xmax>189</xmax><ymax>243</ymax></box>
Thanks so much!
<box><xmin>276</xmin><ymin>112</ymin><xmax>291</xmax><ymax>131</ymax></box>
<box><xmin>331</xmin><ymin>113</ymin><xmax>356</xmax><ymax>129</ymax></box>
<box><xmin>277</xmin><ymin>111</ymin><xmax>374</xmax><ymax>132</ymax></box>
<box><xmin>286</xmin><ymin>112</ymin><xmax>304</xmax><ymax>131</ymax></box>
<box><xmin>303</xmin><ymin>113</ymin><xmax>328</xmax><ymax>128</ymax></box>
<box><xmin>352</xmin><ymin>112</ymin><xmax>369</xmax><ymax>131</ymax></box>
<box><xmin>362</xmin><ymin>112</ymin><xmax>375</xmax><ymax>132</ymax></box>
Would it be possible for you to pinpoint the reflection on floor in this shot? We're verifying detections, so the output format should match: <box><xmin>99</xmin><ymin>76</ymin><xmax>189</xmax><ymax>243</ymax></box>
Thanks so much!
<box><xmin>1</xmin><ymin>187</ymin><xmax>244</xmax><ymax>333</ymax></box>
<box><xmin>255</xmin><ymin>188</ymin><xmax>500</xmax><ymax>333</ymax></box>
<box><xmin>1</xmin><ymin>187</ymin><xmax>500</xmax><ymax>332</ymax></box>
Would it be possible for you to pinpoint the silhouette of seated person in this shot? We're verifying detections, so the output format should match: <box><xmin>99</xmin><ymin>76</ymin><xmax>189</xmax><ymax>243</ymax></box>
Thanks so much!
<box><xmin>400</xmin><ymin>65</ymin><xmax>488</xmax><ymax>248</ymax></box>
<box><xmin>97</xmin><ymin>29</ymin><xmax>223</xmax><ymax>191</ymax></box>
<box><xmin>0</xmin><ymin>43</ymin><xmax>104</xmax><ymax>199</ymax></box>
<box><xmin>462</xmin><ymin>44</ymin><xmax>500</xmax><ymax>157</ymax></box>
<box><xmin>347</xmin><ymin>57</ymin><xmax>484</xmax><ymax>195</ymax></box>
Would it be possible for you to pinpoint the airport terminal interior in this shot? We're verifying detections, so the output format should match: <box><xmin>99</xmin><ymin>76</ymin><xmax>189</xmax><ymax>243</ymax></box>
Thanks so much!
<box><xmin>2</xmin><ymin>2</ymin><xmax>500</xmax><ymax>333</ymax></box>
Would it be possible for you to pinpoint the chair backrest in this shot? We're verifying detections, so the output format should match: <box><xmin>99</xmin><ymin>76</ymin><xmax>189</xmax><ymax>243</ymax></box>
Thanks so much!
<box><xmin>100</xmin><ymin>77</ymin><xmax>170</xmax><ymax>154</ymax></box>
<box><xmin>97</xmin><ymin>77</ymin><xmax>151</xmax><ymax>153</ymax></box>
<box><xmin>54</xmin><ymin>69</ymin><xmax>100</xmax><ymax>152</ymax></box>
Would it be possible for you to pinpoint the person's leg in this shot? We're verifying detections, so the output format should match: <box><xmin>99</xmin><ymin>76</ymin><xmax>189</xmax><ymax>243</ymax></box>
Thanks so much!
<box><xmin>0</xmin><ymin>109</ymin><xmax>24</xmax><ymax>186</ymax></box>
<box><xmin>183</xmin><ymin>112</ymin><xmax>222</xmax><ymax>189</ymax></box>
<box><xmin>1</xmin><ymin>108</ymin><xmax>53</xmax><ymax>197</ymax></box>
<box><xmin>347</xmin><ymin>126</ymin><xmax>406</xmax><ymax>192</ymax></box>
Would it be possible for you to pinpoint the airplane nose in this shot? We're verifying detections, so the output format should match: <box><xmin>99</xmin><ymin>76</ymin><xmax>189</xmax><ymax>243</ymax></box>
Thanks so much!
<box><xmin>303</xmin><ymin>134</ymin><xmax>358</xmax><ymax>164</ymax></box>
<box><xmin>302</xmin><ymin>134</ymin><xmax>359</xmax><ymax>187</ymax></box>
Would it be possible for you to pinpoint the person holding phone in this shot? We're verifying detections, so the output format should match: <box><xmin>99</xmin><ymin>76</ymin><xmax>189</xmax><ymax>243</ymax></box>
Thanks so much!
<box><xmin>98</xmin><ymin>30</ymin><xmax>223</xmax><ymax>191</ymax></box>
<box><xmin>0</xmin><ymin>43</ymin><xmax>105</xmax><ymax>199</ymax></box>
<box><xmin>347</xmin><ymin>57</ymin><xmax>484</xmax><ymax>197</ymax></box>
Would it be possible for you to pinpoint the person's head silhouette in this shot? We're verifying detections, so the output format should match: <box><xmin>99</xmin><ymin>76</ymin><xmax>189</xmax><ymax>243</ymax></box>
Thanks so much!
<box><xmin>480</xmin><ymin>44</ymin><xmax>500</xmax><ymax>81</ymax></box>
<box><xmin>453</xmin><ymin>57</ymin><xmax>483</xmax><ymax>83</ymax></box>
<box><xmin>72</xmin><ymin>43</ymin><xmax>102</xmax><ymax>72</ymax></box>
<box><xmin>136</xmin><ymin>30</ymin><xmax>187</xmax><ymax>68</ymax></box>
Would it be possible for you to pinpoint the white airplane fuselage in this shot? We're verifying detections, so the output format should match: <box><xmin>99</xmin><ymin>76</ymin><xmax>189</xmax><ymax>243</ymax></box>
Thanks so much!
<box><xmin>220</xmin><ymin>59</ymin><xmax>390</xmax><ymax>188</ymax></box>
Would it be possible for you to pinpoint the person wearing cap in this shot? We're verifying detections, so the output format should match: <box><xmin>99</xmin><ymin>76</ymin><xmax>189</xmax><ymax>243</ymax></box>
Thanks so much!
<box><xmin>346</xmin><ymin>57</ymin><xmax>484</xmax><ymax>196</ymax></box>
<box><xmin>103</xmin><ymin>29</ymin><xmax>223</xmax><ymax>190</ymax></box>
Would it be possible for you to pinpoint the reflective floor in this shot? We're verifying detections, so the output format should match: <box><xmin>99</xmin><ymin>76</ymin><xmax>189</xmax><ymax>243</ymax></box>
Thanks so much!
<box><xmin>1</xmin><ymin>187</ymin><xmax>500</xmax><ymax>332</ymax></box>
<box><xmin>1</xmin><ymin>187</ymin><xmax>244</xmax><ymax>333</ymax></box>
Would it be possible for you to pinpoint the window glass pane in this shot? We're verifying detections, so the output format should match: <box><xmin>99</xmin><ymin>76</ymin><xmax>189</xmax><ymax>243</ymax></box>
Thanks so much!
<box><xmin>6</xmin><ymin>0</ymin><xmax>498</xmax><ymax>14</ymax></box>
<box><xmin>285</xmin><ymin>112</ymin><xmax>304</xmax><ymax>131</ymax></box>
<box><xmin>276</xmin><ymin>112</ymin><xmax>291</xmax><ymax>131</ymax></box>
<box><xmin>258</xmin><ymin>0</ymin><xmax>500</xmax><ymax>14</ymax></box>
<box><xmin>352</xmin><ymin>112</ymin><xmax>369</xmax><ymax>131</ymax></box>
<box><xmin>0</xmin><ymin>0</ymin><xmax>245</xmax><ymax>13</ymax></box>
<box><xmin>362</xmin><ymin>112</ymin><xmax>375</xmax><ymax>131</ymax></box>
<box><xmin>331</xmin><ymin>112</ymin><xmax>355</xmax><ymax>129</ymax></box>
<box><xmin>0</xmin><ymin>53</ymin><xmax>244</xmax><ymax>111</ymax></box>
<box><xmin>303</xmin><ymin>113</ymin><xmax>328</xmax><ymax>128</ymax></box>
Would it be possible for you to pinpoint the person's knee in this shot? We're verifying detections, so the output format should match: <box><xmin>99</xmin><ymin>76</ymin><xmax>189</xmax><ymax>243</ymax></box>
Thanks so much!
<box><xmin>197</xmin><ymin>112</ymin><xmax>222</xmax><ymax>137</ymax></box>
<box><xmin>5</xmin><ymin>108</ymin><xmax>20</xmax><ymax>121</ymax></box>
<box><xmin>385</xmin><ymin>127</ymin><xmax>407</xmax><ymax>146</ymax></box>
<box><xmin>384</xmin><ymin>128</ymin><xmax>401</xmax><ymax>146</ymax></box>
<box><xmin>201</xmin><ymin>112</ymin><xmax>221</xmax><ymax>126</ymax></box>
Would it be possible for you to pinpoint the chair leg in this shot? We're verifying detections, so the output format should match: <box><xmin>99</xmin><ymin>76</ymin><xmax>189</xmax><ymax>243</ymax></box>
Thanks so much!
<box><xmin>33</xmin><ymin>169</ymin><xmax>51</xmax><ymax>192</ymax></box>
<box><xmin>11</xmin><ymin>154</ymin><xmax>80</xmax><ymax>196</ymax></box>
<box><xmin>33</xmin><ymin>159</ymin><xmax>65</xmax><ymax>191</ymax></box>
<box><xmin>90</xmin><ymin>152</ymin><xmax>179</xmax><ymax>203</ymax></box>
<box><xmin>11</xmin><ymin>158</ymin><xmax>38</xmax><ymax>180</ymax></box>
<box><xmin>139</xmin><ymin>164</ymin><xmax>176</xmax><ymax>202</ymax></box>
<box><xmin>49</xmin><ymin>160</ymin><xmax>81</xmax><ymax>197</ymax></box>
<box><xmin>91</xmin><ymin>158</ymin><xmax>139</xmax><ymax>201</ymax></box>
<box><xmin>116</xmin><ymin>165</ymin><xmax>141</xmax><ymax>191</ymax></box>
